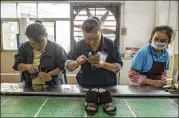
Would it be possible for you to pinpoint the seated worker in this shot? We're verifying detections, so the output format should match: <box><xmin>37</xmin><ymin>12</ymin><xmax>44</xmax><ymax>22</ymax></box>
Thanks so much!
<box><xmin>13</xmin><ymin>23</ymin><xmax>67</xmax><ymax>87</ymax></box>
<box><xmin>65</xmin><ymin>16</ymin><xmax>123</xmax><ymax>115</ymax></box>
<box><xmin>128</xmin><ymin>25</ymin><xmax>174</xmax><ymax>88</ymax></box>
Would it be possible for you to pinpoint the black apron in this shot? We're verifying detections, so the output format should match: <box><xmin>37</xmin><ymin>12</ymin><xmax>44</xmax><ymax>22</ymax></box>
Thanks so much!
<box><xmin>141</xmin><ymin>46</ymin><xmax>166</xmax><ymax>80</ymax></box>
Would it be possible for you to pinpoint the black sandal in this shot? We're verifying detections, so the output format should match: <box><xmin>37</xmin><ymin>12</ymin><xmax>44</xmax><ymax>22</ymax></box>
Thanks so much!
<box><xmin>103</xmin><ymin>103</ymin><xmax>116</xmax><ymax>116</ymax></box>
<box><xmin>85</xmin><ymin>103</ymin><xmax>98</xmax><ymax>116</ymax></box>
<box><xmin>98</xmin><ymin>88</ymin><xmax>116</xmax><ymax>115</ymax></box>
<box><xmin>98</xmin><ymin>88</ymin><xmax>112</xmax><ymax>105</ymax></box>
<box><xmin>85</xmin><ymin>88</ymin><xmax>99</xmax><ymax>115</ymax></box>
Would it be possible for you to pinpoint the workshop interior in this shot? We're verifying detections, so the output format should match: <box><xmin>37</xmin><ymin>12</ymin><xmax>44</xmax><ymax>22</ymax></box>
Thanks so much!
<box><xmin>0</xmin><ymin>0</ymin><xmax>178</xmax><ymax>117</ymax></box>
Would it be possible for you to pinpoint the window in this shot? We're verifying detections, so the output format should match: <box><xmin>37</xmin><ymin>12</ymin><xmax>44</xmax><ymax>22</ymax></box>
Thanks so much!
<box><xmin>1</xmin><ymin>2</ymin><xmax>71</xmax><ymax>51</ymax></box>
<box><xmin>2</xmin><ymin>21</ymin><xmax>19</xmax><ymax>50</ymax></box>
<box><xmin>18</xmin><ymin>3</ymin><xmax>37</xmax><ymax>18</ymax></box>
<box><xmin>30</xmin><ymin>20</ymin><xmax>55</xmax><ymax>42</ymax></box>
<box><xmin>56</xmin><ymin>21</ymin><xmax>70</xmax><ymax>52</ymax></box>
<box><xmin>43</xmin><ymin>22</ymin><xmax>55</xmax><ymax>42</ymax></box>
<box><xmin>38</xmin><ymin>3</ymin><xmax>70</xmax><ymax>18</ymax></box>
<box><xmin>1</xmin><ymin>3</ymin><xmax>17</xmax><ymax>18</ymax></box>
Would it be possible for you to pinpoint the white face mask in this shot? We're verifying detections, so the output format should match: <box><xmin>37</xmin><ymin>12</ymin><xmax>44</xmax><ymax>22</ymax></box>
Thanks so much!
<box><xmin>151</xmin><ymin>41</ymin><xmax>168</xmax><ymax>50</ymax></box>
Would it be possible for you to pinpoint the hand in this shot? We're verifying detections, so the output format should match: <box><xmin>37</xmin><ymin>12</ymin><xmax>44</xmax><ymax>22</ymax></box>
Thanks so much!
<box><xmin>153</xmin><ymin>80</ymin><xmax>167</xmax><ymax>88</ymax></box>
<box><xmin>161</xmin><ymin>79</ymin><xmax>167</xmax><ymax>84</ymax></box>
<box><xmin>93</xmin><ymin>60</ymin><xmax>105</xmax><ymax>68</ymax></box>
<box><xmin>26</xmin><ymin>64</ymin><xmax>39</xmax><ymax>74</ymax></box>
<box><xmin>76</xmin><ymin>55</ymin><xmax>87</xmax><ymax>66</ymax></box>
<box><xmin>38</xmin><ymin>72</ymin><xmax>52</xmax><ymax>82</ymax></box>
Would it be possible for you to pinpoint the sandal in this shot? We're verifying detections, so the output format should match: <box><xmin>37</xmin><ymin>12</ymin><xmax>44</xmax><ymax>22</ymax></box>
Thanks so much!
<box><xmin>85</xmin><ymin>103</ymin><xmax>98</xmax><ymax>116</ymax></box>
<box><xmin>98</xmin><ymin>88</ymin><xmax>116</xmax><ymax>115</ymax></box>
<box><xmin>98</xmin><ymin>88</ymin><xmax>112</xmax><ymax>105</ymax></box>
<box><xmin>103</xmin><ymin>103</ymin><xmax>116</xmax><ymax>116</ymax></box>
<box><xmin>85</xmin><ymin>88</ymin><xmax>99</xmax><ymax>115</ymax></box>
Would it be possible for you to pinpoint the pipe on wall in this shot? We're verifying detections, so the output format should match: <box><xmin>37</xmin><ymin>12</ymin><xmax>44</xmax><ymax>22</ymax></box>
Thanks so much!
<box><xmin>167</xmin><ymin>0</ymin><xmax>171</xmax><ymax>25</ymax></box>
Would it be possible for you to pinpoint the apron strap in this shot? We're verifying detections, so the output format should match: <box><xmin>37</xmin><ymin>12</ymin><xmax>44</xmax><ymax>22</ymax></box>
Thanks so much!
<box><xmin>149</xmin><ymin>45</ymin><xmax>154</xmax><ymax>61</ymax></box>
<box><xmin>149</xmin><ymin>45</ymin><xmax>167</xmax><ymax>62</ymax></box>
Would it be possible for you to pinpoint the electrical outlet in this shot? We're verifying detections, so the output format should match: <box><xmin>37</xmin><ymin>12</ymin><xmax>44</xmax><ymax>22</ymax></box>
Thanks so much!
<box><xmin>121</xmin><ymin>27</ymin><xmax>126</xmax><ymax>35</ymax></box>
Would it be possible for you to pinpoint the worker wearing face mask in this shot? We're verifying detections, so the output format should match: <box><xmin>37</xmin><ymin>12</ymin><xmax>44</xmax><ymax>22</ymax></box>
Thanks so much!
<box><xmin>128</xmin><ymin>25</ymin><xmax>174</xmax><ymax>88</ymax></box>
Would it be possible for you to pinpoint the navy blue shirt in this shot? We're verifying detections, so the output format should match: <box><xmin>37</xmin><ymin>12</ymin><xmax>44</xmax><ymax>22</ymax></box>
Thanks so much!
<box><xmin>131</xmin><ymin>44</ymin><xmax>170</xmax><ymax>73</ymax></box>
<box><xmin>67</xmin><ymin>36</ymin><xmax>123</xmax><ymax>87</ymax></box>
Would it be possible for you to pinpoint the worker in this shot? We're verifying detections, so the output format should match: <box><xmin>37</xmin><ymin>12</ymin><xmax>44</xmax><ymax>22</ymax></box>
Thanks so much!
<box><xmin>13</xmin><ymin>23</ymin><xmax>67</xmax><ymax>87</ymax></box>
<box><xmin>65</xmin><ymin>16</ymin><xmax>123</xmax><ymax>115</ymax></box>
<box><xmin>128</xmin><ymin>25</ymin><xmax>174</xmax><ymax>88</ymax></box>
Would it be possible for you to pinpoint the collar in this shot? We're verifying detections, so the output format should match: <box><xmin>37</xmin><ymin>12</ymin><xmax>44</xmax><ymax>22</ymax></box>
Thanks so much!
<box><xmin>28</xmin><ymin>40</ymin><xmax>53</xmax><ymax>56</ymax></box>
<box><xmin>42</xmin><ymin>40</ymin><xmax>53</xmax><ymax>56</ymax></box>
<box><xmin>148</xmin><ymin>44</ymin><xmax>166</xmax><ymax>57</ymax></box>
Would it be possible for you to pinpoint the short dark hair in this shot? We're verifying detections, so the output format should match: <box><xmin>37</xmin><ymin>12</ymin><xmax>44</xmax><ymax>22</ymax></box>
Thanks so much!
<box><xmin>90</xmin><ymin>16</ymin><xmax>101</xmax><ymax>25</ymax></box>
<box><xmin>25</xmin><ymin>23</ymin><xmax>47</xmax><ymax>43</ymax></box>
<box><xmin>82</xmin><ymin>16</ymin><xmax>101</xmax><ymax>33</ymax></box>
<box><xmin>34</xmin><ymin>20</ymin><xmax>42</xmax><ymax>24</ymax></box>
<box><xmin>149</xmin><ymin>25</ymin><xmax>174</xmax><ymax>44</ymax></box>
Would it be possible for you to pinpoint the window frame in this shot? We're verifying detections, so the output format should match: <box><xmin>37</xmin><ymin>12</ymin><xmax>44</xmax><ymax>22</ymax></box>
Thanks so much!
<box><xmin>37</xmin><ymin>2</ymin><xmax>70</xmax><ymax>18</ymax></box>
<box><xmin>17</xmin><ymin>2</ymin><xmax>38</xmax><ymax>18</ymax></box>
<box><xmin>0</xmin><ymin>2</ymin><xmax>18</xmax><ymax>18</ymax></box>
<box><xmin>1</xmin><ymin>18</ymin><xmax>20</xmax><ymax>51</ymax></box>
<box><xmin>1</xmin><ymin>1</ymin><xmax>71</xmax><ymax>51</ymax></box>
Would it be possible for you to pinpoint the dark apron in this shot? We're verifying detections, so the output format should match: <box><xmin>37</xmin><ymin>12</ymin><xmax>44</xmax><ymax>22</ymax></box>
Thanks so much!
<box><xmin>140</xmin><ymin>46</ymin><xmax>166</xmax><ymax>80</ymax></box>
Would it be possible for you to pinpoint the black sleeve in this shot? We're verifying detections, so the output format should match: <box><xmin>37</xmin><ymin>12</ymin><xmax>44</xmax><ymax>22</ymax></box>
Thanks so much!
<box><xmin>111</xmin><ymin>42</ymin><xmax>123</xmax><ymax>67</ymax></box>
<box><xmin>67</xmin><ymin>43</ymin><xmax>80</xmax><ymax>61</ymax></box>
<box><xmin>55</xmin><ymin>45</ymin><xmax>67</xmax><ymax>71</ymax></box>
<box><xmin>12</xmin><ymin>44</ymin><xmax>27</xmax><ymax>71</ymax></box>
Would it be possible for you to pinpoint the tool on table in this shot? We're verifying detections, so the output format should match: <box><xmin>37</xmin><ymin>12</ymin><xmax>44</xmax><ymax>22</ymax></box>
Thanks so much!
<box><xmin>163</xmin><ymin>84</ymin><xmax>178</xmax><ymax>94</ymax></box>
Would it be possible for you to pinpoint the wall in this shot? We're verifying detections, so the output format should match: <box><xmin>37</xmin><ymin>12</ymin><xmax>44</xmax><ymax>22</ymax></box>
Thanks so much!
<box><xmin>120</xmin><ymin>1</ymin><xmax>156</xmax><ymax>54</ymax></box>
<box><xmin>1</xmin><ymin>52</ymin><xmax>17</xmax><ymax>73</ymax></box>
<box><xmin>119</xmin><ymin>59</ymin><xmax>132</xmax><ymax>85</ymax></box>
<box><xmin>120</xmin><ymin>1</ymin><xmax>178</xmax><ymax>55</ymax></box>
<box><xmin>0</xmin><ymin>52</ymin><xmax>21</xmax><ymax>83</ymax></box>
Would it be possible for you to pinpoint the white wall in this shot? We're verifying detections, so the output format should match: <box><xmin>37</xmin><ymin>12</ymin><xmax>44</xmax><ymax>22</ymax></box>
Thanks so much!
<box><xmin>171</xmin><ymin>1</ymin><xmax>178</xmax><ymax>55</ymax></box>
<box><xmin>120</xmin><ymin>1</ymin><xmax>156</xmax><ymax>53</ymax></box>
<box><xmin>120</xmin><ymin>1</ymin><xmax>178</xmax><ymax>54</ymax></box>
<box><xmin>155</xmin><ymin>1</ymin><xmax>178</xmax><ymax>55</ymax></box>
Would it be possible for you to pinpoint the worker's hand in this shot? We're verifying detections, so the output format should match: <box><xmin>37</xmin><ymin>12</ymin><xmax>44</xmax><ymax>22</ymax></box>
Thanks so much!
<box><xmin>38</xmin><ymin>72</ymin><xmax>52</xmax><ymax>82</ymax></box>
<box><xmin>93</xmin><ymin>60</ymin><xmax>105</xmax><ymax>68</ymax></box>
<box><xmin>161</xmin><ymin>79</ymin><xmax>167</xmax><ymax>84</ymax></box>
<box><xmin>26</xmin><ymin>64</ymin><xmax>39</xmax><ymax>74</ymax></box>
<box><xmin>153</xmin><ymin>80</ymin><xmax>167</xmax><ymax>88</ymax></box>
<box><xmin>76</xmin><ymin>55</ymin><xmax>87</xmax><ymax>66</ymax></box>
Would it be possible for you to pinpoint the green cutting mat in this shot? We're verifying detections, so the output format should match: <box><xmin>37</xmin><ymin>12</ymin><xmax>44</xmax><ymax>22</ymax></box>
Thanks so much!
<box><xmin>1</xmin><ymin>95</ymin><xmax>178</xmax><ymax>117</ymax></box>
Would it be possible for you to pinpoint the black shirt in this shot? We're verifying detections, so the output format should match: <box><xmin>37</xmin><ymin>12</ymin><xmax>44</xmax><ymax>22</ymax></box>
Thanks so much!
<box><xmin>13</xmin><ymin>40</ymin><xmax>67</xmax><ymax>84</ymax></box>
<box><xmin>67</xmin><ymin>36</ymin><xmax>123</xmax><ymax>87</ymax></box>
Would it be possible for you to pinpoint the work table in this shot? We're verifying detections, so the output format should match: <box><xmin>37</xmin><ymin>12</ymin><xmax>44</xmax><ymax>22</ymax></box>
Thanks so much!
<box><xmin>1</xmin><ymin>83</ymin><xmax>177</xmax><ymax>98</ymax></box>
